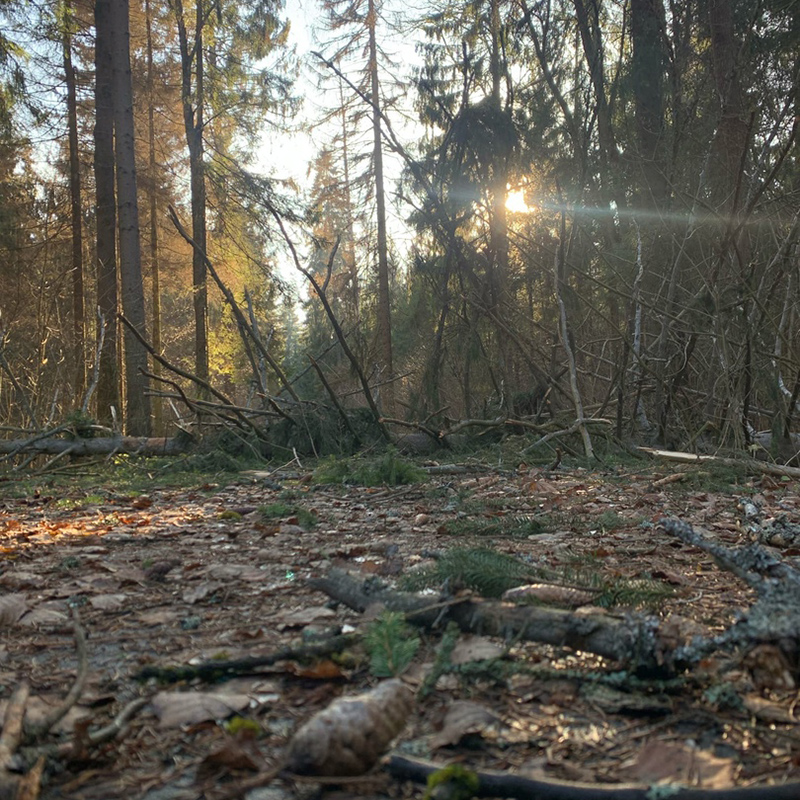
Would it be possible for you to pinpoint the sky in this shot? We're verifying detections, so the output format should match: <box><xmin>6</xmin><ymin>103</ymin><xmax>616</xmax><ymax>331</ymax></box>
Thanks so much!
<box><xmin>255</xmin><ymin>0</ymin><xmax>425</xmax><ymax>286</ymax></box>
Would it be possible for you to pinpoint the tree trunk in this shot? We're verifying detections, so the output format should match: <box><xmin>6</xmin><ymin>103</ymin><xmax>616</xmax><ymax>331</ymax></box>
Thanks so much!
<box><xmin>145</xmin><ymin>0</ymin><xmax>163</xmax><ymax>432</ymax></box>
<box><xmin>63</xmin><ymin>3</ymin><xmax>85</xmax><ymax>404</ymax></box>
<box><xmin>93</xmin><ymin>0</ymin><xmax>120</xmax><ymax>425</ymax></box>
<box><xmin>173</xmin><ymin>0</ymin><xmax>210</xmax><ymax>386</ymax></box>
<box><xmin>367</xmin><ymin>0</ymin><xmax>394</xmax><ymax>415</ymax></box>
<box><xmin>338</xmin><ymin>73</ymin><xmax>360</xmax><ymax>328</ymax></box>
<box><xmin>110</xmin><ymin>0</ymin><xmax>152</xmax><ymax>435</ymax></box>
<box><xmin>630</xmin><ymin>0</ymin><xmax>667</xmax><ymax>208</ymax></box>
<box><xmin>707</xmin><ymin>0</ymin><xmax>749</xmax><ymax>212</ymax></box>
<box><xmin>488</xmin><ymin>0</ymin><xmax>510</xmax><ymax>404</ymax></box>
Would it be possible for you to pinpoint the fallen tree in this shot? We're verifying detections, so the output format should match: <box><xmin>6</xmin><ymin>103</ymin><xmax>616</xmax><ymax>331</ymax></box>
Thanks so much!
<box><xmin>0</xmin><ymin>435</ymin><xmax>186</xmax><ymax>458</ymax></box>
<box><xmin>309</xmin><ymin>517</ymin><xmax>800</xmax><ymax>678</ymax></box>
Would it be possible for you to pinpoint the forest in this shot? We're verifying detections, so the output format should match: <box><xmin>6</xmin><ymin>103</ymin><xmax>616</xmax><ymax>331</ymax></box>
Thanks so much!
<box><xmin>3</xmin><ymin>2</ymin><xmax>800</xmax><ymax>797</ymax></box>
<box><xmin>0</xmin><ymin>0</ymin><xmax>797</xmax><ymax>460</ymax></box>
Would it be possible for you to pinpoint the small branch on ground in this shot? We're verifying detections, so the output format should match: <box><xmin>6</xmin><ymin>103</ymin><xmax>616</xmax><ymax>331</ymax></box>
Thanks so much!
<box><xmin>385</xmin><ymin>754</ymin><xmax>800</xmax><ymax>800</ymax></box>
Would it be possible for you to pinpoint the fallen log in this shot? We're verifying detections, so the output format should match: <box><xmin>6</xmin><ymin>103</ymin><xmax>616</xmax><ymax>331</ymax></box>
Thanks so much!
<box><xmin>311</xmin><ymin>517</ymin><xmax>800</xmax><ymax>678</ymax></box>
<box><xmin>0</xmin><ymin>436</ymin><xmax>186</xmax><ymax>457</ymax></box>
<box><xmin>309</xmin><ymin>567</ymin><xmax>668</xmax><ymax>673</ymax></box>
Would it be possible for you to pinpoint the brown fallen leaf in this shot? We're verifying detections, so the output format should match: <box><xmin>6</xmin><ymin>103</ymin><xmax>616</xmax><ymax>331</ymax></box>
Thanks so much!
<box><xmin>284</xmin><ymin>679</ymin><xmax>414</xmax><ymax>776</ymax></box>
<box><xmin>151</xmin><ymin>691</ymin><xmax>251</xmax><ymax>729</ymax></box>
<box><xmin>449</xmin><ymin>636</ymin><xmax>504</xmax><ymax>665</ymax></box>
<box><xmin>621</xmin><ymin>740</ymin><xmax>734</xmax><ymax>788</ymax></box>
<box><xmin>743</xmin><ymin>644</ymin><xmax>796</xmax><ymax>691</ymax></box>
<box><xmin>197</xmin><ymin>740</ymin><xmax>261</xmax><ymax>781</ymax></box>
<box><xmin>430</xmin><ymin>700</ymin><xmax>502</xmax><ymax>749</ymax></box>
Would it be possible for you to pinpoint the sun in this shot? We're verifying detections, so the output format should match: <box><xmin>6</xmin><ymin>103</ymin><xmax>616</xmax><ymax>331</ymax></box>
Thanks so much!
<box><xmin>506</xmin><ymin>188</ymin><xmax>535</xmax><ymax>214</ymax></box>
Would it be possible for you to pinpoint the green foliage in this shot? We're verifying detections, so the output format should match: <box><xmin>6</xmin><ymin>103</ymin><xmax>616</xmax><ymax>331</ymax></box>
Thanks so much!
<box><xmin>440</xmin><ymin>514</ymin><xmax>550</xmax><ymax>539</ymax></box>
<box><xmin>595</xmin><ymin>510</ymin><xmax>625</xmax><ymax>531</ymax></box>
<box><xmin>364</xmin><ymin>612</ymin><xmax>421</xmax><ymax>677</ymax></box>
<box><xmin>64</xmin><ymin>410</ymin><xmax>97</xmax><ymax>439</ymax></box>
<box><xmin>268</xmin><ymin>407</ymin><xmax>384</xmax><ymax>458</ymax></box>
<box><xmin>420</xmin><ymin>621</ymin><xmax>461</xmax><ymax>698</ymax></box>
<box><xmin>259</xmin><ymin>502</ymin><xmax>318</xmax><ymax>529</ymax></box>
<box><xmin>223</xmin><ymin>716</ymin><xmax>262</xmax><ymax>737</ymax></box>
<box><xmin>314</xmin><ymin>448</ymin><xmax>427</xmax><ymax>486</ymax></box>
<box><xmin>682</xmin><ymin>463</ymin><xmax>750</xmax><ymax>491</ymax></box>
<box><xmin>403</xmin><ymin>547</ymin><xmax>672</xmax><ymax>609</ymax></box>
<box><xmin>425</xmin><ymin>764</ymin><xmax>480</xmax><ymax>800</ymax></box>
<box><xmin>404</xmin><ymin>548</ymin><xmax>539</xmax><ymax>597</ymax></box>
<box><xmin>703</xmin><ymin>682</ymin><xmax>743</xmax><ymax>711</ymax></box>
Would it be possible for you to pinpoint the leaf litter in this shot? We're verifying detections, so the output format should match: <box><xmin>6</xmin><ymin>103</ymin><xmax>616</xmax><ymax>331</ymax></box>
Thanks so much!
<box><xmin>0</xmin><ymin>461</ymin><xmax>799</xmax><ymax>798</ymax></box>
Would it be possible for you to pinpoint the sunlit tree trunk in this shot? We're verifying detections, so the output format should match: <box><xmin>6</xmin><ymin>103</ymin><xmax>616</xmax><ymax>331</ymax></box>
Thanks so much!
<box><xmin>93</xmin><ymin>0</ymin><xmax>120</xmax><ymax>424</ymax></box>
<box><xmin>111</xmin><ymin>0</ymin><xmax>151</xmax><ymax>435</ymax></box>
<box><xmin>487</xmin><ymin>0</ymin><xmax>510</xmax><ymax>403</ymax></box>
<box><xmin>173</xmin><ymin>0</ymin><xmax>209</xmax><ymax>386</ymax></box>
<box><xmin>145</xmin><ymin>0</ymin><xmax>162</xmax><ymax>432</ymax></box>
<box><xmin>62</xmin><ymin>0</ymin><xmax>84</xmax><ymax>403</ymax></box>
<box><xmin>368</xmin><ymin>0</ymin><xmax>393</xmax><ymax>414</ymax></box>
<box><xmin>338</xmin><ymin>73</ymin><xmax>360</xmax><ymax>327</ymax></box>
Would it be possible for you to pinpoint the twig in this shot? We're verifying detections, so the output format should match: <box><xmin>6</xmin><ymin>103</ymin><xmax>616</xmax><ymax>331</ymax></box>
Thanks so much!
<box><xmin>26</xmin><ymin>607</ymin><xmax>88</xmax><ymax>740</ymax></box>
<box><xmin>82</xmin><ymin>308</ymin><xmax>106</xmax><ymax>414</ymax></box>
<box><xmin>120</xmin><ymin>313</ymin><xmax>269</xmax><ymax>439</ymax></box>
<box><xmin>0</xmin><ymin>682</ymin><xmax>29</xmax><ymax>768</ymax></box>
<box><xmin>167</xmin><ymin>205</ymin><xmax>300</xmax><ymax>403</ymax></box>
<box><xmin>386</xmin><ymin>754</ymin><xmax>800</xmax><ymax>800</ymax></box>
<box><xmin>308</xmin><ymin>355</ymin><xmax>362</xmax><ymax>447</ymax></box>
<box><xmin>271</xmin><ymin>229</ymin><xmax>392</xmax><ymax>443</ymax></box>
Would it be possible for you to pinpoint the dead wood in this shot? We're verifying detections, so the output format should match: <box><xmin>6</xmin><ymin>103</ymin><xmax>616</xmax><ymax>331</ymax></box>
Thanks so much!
<box><xmin>25</xmin><ymin>610</ymin><xmax>88</xmax><ymax>740</ymax></box>
<box><xmin>661</xmin><ymin>518</ymin><xmax>800</xmax><ymax>665</ymax></box>
<box><xmin>270</xmin><ymin>227</ymin><xmax>392</xmax><ymax>444</ymax></box>
<box><xmin>120</xmin><ymin>312</ymin><xmax>277</xmax><ymax>437</ymax></box>
<box><xmin>0</xmin><ymin>682</ymin><xmax>29</xmax><ymax>770</ymax></box>
<box><xmin>386</xmin><ymin>754</ymin><xmax>800</xmax><ymax>800</ymax></box>
<box><xmin>0</xmin><ymin>435</ymin><xmax>186</xmax><ymax>457</ymax></box>
<box><xmin>167</xmin><ymin>205</ymin><xmax>300</xmax><ymax>404</ymax></box>
<box><xmin>134</xmin><ymin>632</ymin><xmax>362</xmax><ymax>684</ymax></box>
<box><xmin>640</xmin><ymin>448</ymin><xmax>800</xmax><ymax>479</ymax></box>
<box><xmin>308</xmin><ymin>355</ymin><xmax>362</xmax><ymax>447</ymax></box>
<box><xmin>309</xmin><ymin>567</ymin><xmax>667</xmax><ymax>673</ymax></box>
<box><xmin>312</xmin><ymin>527</ymin><xmax>800</xmax><ymax>678</ymax></box>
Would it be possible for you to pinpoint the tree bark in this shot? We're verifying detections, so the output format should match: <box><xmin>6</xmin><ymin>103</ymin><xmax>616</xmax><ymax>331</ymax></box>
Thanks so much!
<box><xmin>111</xmin><ymin>0</ymin><xmax>152</xmax><ymax>435</ymax></box>
<box><xmin>367</xmin><ymin>0</ymin><xmax>394</xmax><ymax>416</ymax></box>
<box><xmin>173</xmin><ymin>0</ymin><xmax>210</xmax><ymax>386</ymax></box>
<box><xmin>63</xmin><ymin>3</ymin><xmax>85</xmax><ymax>404</ymax></box>
<box><xmin>630</xmin><ymin>0</ymin><xmax>667</xmax><ymax>208</ymax></box>
<box><xmin>93</xmin><ymin>0</ymin><xmax>120</xmax><ymax>426</ymax></box>
<box><xmin>145</xmin><ymin>0</ymin><xmax>163</xmax><ymax>433</ymax></box>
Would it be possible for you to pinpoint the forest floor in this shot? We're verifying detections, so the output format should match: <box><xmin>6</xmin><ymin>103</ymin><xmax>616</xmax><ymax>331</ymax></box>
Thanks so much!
<box><xmin>2</xmin><ymin>448</ymin><xmax>800</xmax><ymax>799</ymax></box>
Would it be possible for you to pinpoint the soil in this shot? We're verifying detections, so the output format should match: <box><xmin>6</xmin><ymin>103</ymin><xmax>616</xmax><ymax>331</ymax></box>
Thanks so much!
<box><xmin>2</xmin><ymin>457</ymin><xmax>799</xmax><ymax>799</ymax></box>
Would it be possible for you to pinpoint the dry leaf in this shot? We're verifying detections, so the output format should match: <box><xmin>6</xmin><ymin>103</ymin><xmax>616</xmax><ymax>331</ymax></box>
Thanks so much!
<box><xmin>198</xmin><ymin>740</ymin><xmax>260</xmax><ymax>780</ymax></box>
<box><xmin>284</xmin><ymin>678</ymin><xmax>413</xmax><ymax>776</ymax></box>
<box><xmin>0</xmin><ymin>594</ymin><xmax>29</xmax><ymax>627</ymax></box>
<box><xmin>277</xmin><ymin>605</ymin><xmax>336</xmax><ymax>629</ymax></box>
<box><xmin>182</xmin><ymin>581</ymin><xmax>222</xmax><ymax>604</ymax></box>
<box><xmin>151</xmin><ymin>691</ymin><xmax>251</xmax><ymax>729</ymax></box>
<box><xmin>89</xmin><ymin>593</ymin><xmax>128</xmax><ymax>610</ymax></box>
<box><xmin>430</xmin><ymin>700</ymin><xmax>502</xmax><ymax>749</ymax></box>
<box><xmin>449</xmin><ymin>636</ymin><xmax>504</xmax><ymax>665</ymax></box>
<box><xmin>743</xmin><ymin>644</ymin><xmax>796</xmax><ymax>691</ymax></box>
<box><xmin>622</xmin><ymin>741</ymin><xmax>734</xmax><ymax>788</ymax></box>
